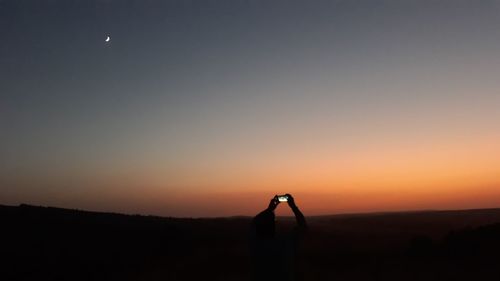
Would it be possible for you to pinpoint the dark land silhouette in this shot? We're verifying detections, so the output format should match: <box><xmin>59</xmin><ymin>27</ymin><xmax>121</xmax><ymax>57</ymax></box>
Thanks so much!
<box><xmin>3</xmin><ymin>204</ymin><xmax>500</xmax><ymax>280</ymax></box>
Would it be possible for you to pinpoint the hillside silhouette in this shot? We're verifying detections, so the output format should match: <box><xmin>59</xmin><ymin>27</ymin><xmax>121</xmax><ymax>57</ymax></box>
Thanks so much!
<box><xmin>3</xmin><ymin>204</ymin><xmax>500</xmax><ymax>280</ymax></box>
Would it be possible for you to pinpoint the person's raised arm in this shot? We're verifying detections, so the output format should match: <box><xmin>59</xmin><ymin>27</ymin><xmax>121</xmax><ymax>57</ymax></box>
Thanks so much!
<box><xmin>251</xmin><ymin>196</ymin><xmax>279</xmax><ymax>239</ymax></box>
<box><xmin>254</xmin><ymin>195</ymin><xmax>279</xmax><ymax>218</ymax></box>
<box><xmin>286</xmin><ymin>194</ymin><xmax>307</xmax><ymax>233</ymax></box>
<box><xmin>267</xmin><ymin>195</ymin><xmax>280</xmax><ymax>212</ymax></box>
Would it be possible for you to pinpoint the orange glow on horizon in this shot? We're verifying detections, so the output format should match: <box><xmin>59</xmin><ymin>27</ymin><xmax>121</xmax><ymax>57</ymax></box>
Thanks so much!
<box><xmin>2</xmin><ymin>128</ymin><xmax>499</xmax><ymax>217</ymax></box>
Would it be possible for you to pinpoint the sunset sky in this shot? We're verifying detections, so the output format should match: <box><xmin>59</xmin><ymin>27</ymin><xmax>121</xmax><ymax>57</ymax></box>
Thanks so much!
<box><xmin>1</xmin><ymin>0</ymin><xmax>500</xmax><ymax>217</ymax></box>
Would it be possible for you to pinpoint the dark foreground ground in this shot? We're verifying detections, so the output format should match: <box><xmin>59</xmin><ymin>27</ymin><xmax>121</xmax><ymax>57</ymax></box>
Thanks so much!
<box><xmin>3</xmin><ymin>204</ymin><xmax>500</xmax><ymax>281</ymax></box>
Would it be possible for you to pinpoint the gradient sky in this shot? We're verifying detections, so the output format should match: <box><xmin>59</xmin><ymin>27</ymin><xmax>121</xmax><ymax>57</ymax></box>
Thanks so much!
<box><xmin>1</xmin><ymin>0</ymin><xmax>500</xmax><ymax>217</ymax></box>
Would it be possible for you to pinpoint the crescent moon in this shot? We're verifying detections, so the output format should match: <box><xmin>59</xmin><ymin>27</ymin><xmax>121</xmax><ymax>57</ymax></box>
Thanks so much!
<box><xmin>105</xmin><ymin>36</ymin><xmax>110</xmax><ymax>42</ymax></box>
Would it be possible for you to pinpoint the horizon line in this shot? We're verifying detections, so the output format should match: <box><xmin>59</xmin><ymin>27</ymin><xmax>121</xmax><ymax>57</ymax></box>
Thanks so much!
<box><xmin>3</xmin><ymin>203</ymin><xmax>500</xmax><ymax>220</ymax></box>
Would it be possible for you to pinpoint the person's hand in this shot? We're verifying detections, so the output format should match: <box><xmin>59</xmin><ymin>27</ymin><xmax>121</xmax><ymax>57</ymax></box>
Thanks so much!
<box><xmin>286</xmin><ymin>193</ymin><xmax>297</xmax><ymax>208</ymax></box>
<box><xmin>267</xmin><ymin>195</ymin><xmax>280</xmax><ymax>211</ymax></box>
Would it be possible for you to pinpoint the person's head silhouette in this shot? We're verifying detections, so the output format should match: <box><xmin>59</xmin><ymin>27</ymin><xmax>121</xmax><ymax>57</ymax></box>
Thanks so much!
<box><xmin>253</xmin><ymin>207</ymin><xmax>275</xmax><ymax>239</ymax></box>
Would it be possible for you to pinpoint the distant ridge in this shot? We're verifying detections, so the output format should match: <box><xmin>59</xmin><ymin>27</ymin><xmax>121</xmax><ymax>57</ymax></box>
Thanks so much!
<box><xmin>2</xmin><ymin>203</ymin><xmax>500</xmax><ymax>219</ymax></box>
<box><xmin>310</xmin><ymin>207</ymin><xmax>500</xmax><ymax>218</ymax></box>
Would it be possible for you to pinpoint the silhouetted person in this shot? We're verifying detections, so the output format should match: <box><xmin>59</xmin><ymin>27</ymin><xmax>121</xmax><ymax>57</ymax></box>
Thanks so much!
<box><xmin>250</xmin><ymin>194</ymin><xmax>307</xmax><ymax>281</ymax></box>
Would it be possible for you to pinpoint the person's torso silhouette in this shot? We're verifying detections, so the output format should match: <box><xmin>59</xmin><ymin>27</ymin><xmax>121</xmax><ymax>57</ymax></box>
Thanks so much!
<box><xmin>250</xmin><ymin>194</ymin><xmax>307</xmax><ymax>281</ymax></box>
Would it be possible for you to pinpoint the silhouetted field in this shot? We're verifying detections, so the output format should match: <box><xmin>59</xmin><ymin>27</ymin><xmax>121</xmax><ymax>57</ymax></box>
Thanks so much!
<box><xmin>3</xmin><ymin>204</ymin><xmax>500</xmax><ymax>280</ymax></box>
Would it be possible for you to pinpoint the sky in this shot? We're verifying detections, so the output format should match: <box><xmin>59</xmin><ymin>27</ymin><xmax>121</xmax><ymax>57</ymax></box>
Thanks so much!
<box><xmin>1</xmin><ymin>0</ymin><xmax>500</xmax><ymax>217</ymax></box>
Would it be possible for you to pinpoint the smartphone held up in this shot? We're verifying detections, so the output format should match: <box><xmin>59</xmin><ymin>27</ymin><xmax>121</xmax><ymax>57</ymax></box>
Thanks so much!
<box><xmin>277</xmin><ymin>195</ymin><xmax>289</xmax><ymax>202</ymax></box>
